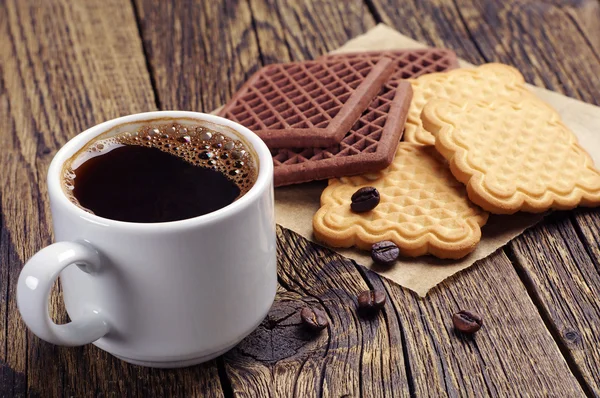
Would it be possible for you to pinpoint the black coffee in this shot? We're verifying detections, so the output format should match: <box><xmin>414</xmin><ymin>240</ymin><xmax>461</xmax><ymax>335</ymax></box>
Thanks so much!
<box><xmin>62</xmin><ymin>121</ymin><xmax>257</xmax><ymax>223</ymax></box>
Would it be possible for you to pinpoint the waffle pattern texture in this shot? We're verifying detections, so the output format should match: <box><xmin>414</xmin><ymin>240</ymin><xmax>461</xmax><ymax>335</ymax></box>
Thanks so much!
<box><xmin>272</xmin><ymin>49</ymin><xmax>459</xmax><ymax>186</ymax></box>
<box><xmin>421</xmin><ymin>97</ymin><xmax>600</xmax><ymax>214</ymax></box>
<box><xmin>319</xmin><ymin>49</ymin><xmax>459</xmax><ymax>83</ymax></box>
<box><xmin>404</xmin><ymin>63</ymin><xmax>534</xmax><ymax>145</ymax></box>
<box><xmin>313</xmin><ymin>143</ymin><xmax>489</xmax><ymax>259</ymax></box>
<box><xmin>272</xmin><ymin>81</ymin><xmax>412</xmax><ymax>186</ymax></box>
<box><xmin>219</xmin><ymin>58</ymin><xmax>394</xmax><ymax>148</ymax></box>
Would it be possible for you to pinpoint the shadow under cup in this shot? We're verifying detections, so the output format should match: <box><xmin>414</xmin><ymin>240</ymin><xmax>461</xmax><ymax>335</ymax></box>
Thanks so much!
<box><xmin>19</xmin><ymin>112</ymin><xmax>277</xmax><ymax>368</ymax></box>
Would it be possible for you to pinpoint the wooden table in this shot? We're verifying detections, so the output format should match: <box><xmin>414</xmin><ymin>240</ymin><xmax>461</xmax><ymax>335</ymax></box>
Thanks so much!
<box><xmin>1</xmin><ymin>0</ymin><xmax>599</xmax><ymax>396</ymax></box>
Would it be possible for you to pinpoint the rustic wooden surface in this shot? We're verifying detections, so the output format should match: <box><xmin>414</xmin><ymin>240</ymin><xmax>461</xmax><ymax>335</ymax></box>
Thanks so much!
<box><xmin>1</xmin><ymin>0</ymin><xmax>599</xmax><ymax>396</ymax></box>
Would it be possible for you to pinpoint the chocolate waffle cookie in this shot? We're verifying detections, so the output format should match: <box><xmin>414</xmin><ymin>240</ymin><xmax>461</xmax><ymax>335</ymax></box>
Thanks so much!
<box><xmin>219</xmin><ymin>58</ymin><xmax>395</xmax><ymax>148</ymax></box>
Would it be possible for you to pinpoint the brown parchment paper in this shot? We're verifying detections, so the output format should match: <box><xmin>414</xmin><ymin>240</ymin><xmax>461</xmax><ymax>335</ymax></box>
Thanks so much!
<box><xmin>272</xmin><ymin>24</ymin><xmax>600</xmax><ymax>297</ymax></box>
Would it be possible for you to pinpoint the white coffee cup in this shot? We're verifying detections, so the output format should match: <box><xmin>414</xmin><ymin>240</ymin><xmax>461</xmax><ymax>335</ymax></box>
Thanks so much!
<box><xmin>16</xmin><ymin>111</ymin><xmax>277</xmax><ymax>368</ymax></box>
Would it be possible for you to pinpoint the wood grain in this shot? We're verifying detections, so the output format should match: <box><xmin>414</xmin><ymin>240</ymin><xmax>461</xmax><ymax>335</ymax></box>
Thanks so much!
<box><xmin>0</xmin><ymin>0</ymin><xmax>223</xmax><ymax>396</ymax></box>
<box><xmin>224</xmin><ymin>226</ymin><xmax>410</xmax><ymax>397</ymax></box>
<box><xmin>247</xmin><ymin>0</ymin><xmax>376</xmax><ymax>62</ymax></box>
<box><xmin>134</xmin><ymin>0</ymin><xmax>263</xmax><ymax>112</ymax></box>
<box><xmin>369</xmin><ymin>0</ymin><xmax>600</xmax><ymax>395</ymax></box>
<box><xmin>135</xmin><ymin>0</ymin><xmax>599</xmax><ymax>395</ymax></box>
<box><xmin>2</xmin><ymin>0</ymin><xmax>599</xmax><ymax>396</ymax></box>
<box><xmin>249</xmin><ymin>227</ymin><xmax>583</xmax><ymax>397</ymax></box>
<box><xmin>508</xmin><ymin>210</ymin><xmax>600</xmax><ymax>397</ymax></box>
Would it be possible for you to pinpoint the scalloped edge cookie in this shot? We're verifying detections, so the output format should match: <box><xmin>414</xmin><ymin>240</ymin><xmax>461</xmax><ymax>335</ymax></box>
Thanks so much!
<box><xmin>313</xmin><ymin>143</ymin><xmax>489</xmax><ymax>259</ymax></box>
<box><xmin>404</xmin><ymin>63</ymin><xmax>533</xmax><ymax>145</ymax></box>
<box><xmin>422</xmin><ymin>97</ymin><xmax>600</xmax><ymax>214</ymax></box>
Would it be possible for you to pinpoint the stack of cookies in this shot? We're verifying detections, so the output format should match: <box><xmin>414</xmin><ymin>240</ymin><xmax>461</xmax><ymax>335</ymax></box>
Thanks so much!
<box><xmin>313</xmin><ymin>63</ymin><xmax>600</xmax><ymax>259</ymax></box>
<box><xmin>220</xmin><ymin>53</ymin><xmax>600</xmax><ymax>261</ymax></box>
<box><xmin>219</xmin><ymin>49</ymin><xmax>459</xmax><ymax>186</ymax></box>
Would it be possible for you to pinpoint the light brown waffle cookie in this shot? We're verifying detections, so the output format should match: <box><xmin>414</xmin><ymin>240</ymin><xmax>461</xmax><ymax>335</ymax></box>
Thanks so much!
<box><xmin>313</xmin><ymin>143</ymin><xmax>489</xmax><ymax>259</ymax></box>
<box><xmin>404</xmin><ymin>63</ymin><xmax>532</xmax><ymax>145</ymax></box>
<box><xmin>421</xmin><ymin>97</ymin><xmax>600</xmax><ymax>214</ymax></box>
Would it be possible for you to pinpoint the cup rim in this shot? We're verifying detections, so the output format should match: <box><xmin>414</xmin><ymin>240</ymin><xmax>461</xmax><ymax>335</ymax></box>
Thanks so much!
<box><xmin>48</xmin><ymin>111</ymin><xmax>273</xmax><ymax>231</ymax></box>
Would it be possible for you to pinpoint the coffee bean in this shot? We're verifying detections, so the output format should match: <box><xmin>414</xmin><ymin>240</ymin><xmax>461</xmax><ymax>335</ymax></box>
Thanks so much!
<box><xmin>452</xmin><ymin>310</ymin><xmax>483</xmax><ymax>334</ymax></box>
<box><xmin>300</xmin><ymin>307</ymin><xmax>328</xmax><ymax>331</ymax></box>
<box><xmin>371</xmin><ymin>241</ymin><xmax>400</xmax><ymax>266</ymax></box>
<box><xmin>350</xmin><ymin>187</ymin><xmax>380</xmax><ymax>212</ymax></box>
<box><xmin>357</xmin><ymin>290</ymin><xmax>386</xmax><ymax>312</ymax></box>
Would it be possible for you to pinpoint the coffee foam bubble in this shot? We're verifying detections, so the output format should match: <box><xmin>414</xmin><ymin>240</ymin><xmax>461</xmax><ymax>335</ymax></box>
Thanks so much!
<box><xmin>62</xmin><ymin>122</ymin><xmax>258</xmax><ymax>212</ymax></box>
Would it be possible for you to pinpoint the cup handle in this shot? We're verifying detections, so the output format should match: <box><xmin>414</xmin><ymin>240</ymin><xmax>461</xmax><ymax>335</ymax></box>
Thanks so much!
<box><xmin>17</xmin><ymin>241</ymin><xmax>110</xmax><ymax>346</ymax></box>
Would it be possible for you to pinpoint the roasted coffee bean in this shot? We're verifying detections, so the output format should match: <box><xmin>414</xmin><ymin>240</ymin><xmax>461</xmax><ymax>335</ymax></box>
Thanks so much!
<box><xmin>350</xmin><ymin>187</ymin><xmax>380</xmax><ymax>212</ymax></box>
<box><xmin>452</xmin><ymin>310</ymin><xmax>483</xmax><ymax>334</ymax></box>
<box><xmin>371</xmin><ymin>241</ymin><xmax>400</xmax><ymax>266</ymax></box>
<box><xmin>357</xmin><ymin>290</ymin><xmax>386</xmax><ymax>312</ymax></box>
<box><xmin>300</xmin><ymin>307</ymin><xmax>328</xmax><ymax>331</ymax></box>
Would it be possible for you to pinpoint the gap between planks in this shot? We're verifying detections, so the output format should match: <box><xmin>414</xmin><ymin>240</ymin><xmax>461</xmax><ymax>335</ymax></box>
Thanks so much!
<box><xmin>130</xmin><ymin>0</ymin><xmax>162</xmax><ymax>110</ymax></box>
<box><xmin>504</xmin><ymin>245</ymin><xmax>596</xmax><ymax>398</ymax></box>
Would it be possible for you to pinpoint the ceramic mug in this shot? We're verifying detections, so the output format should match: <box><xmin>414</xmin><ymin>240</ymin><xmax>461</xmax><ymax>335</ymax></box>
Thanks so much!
<box><xmin>16</xmin><ymin>111</ymin><xmax>277</xmax><ymax>368</ymax></box>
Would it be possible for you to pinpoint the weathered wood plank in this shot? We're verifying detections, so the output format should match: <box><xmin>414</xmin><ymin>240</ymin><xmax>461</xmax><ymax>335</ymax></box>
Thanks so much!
<box><xmin>0</xmin><ymin>0</ymin><xmax>223</xmax><ymax>396</ymax></box>
<box><xmin>138</xmin><ymin>0</ymin><xmax>598</xmax><ymax>395</ymax></box>
<box><xmin>225</xmin><ymin>227</ymin><xmax>410</xmax><ymax>397</ymax></box>
<box><xmin>369</xmin><ymin>0</ymin><xmax>600</xmax><ymax>394</ymax></box>
<box><xmin>268</xmin><ymin>227</ymin><xmax>584</xmax><ymax>397</ymax></box>
<box><xmin>248</xmin><ymin>0</ymin><xmax>376</xmax><ymax>62</ymax></box>
<box><xmin>134</xmin><ymin>0</ymin><xmax>263</xmax><ymax>112</ymax></box>
<box><xmin>454</xmin><ymin>0</ymin><xmax>600</xmax><ymax>105</ymax></box>
<box><xmin>508</xmin><ymin>211</ymin><xmax>600</xmax><ymax>397</ymax></box>
<box><xmin>366</xmin><ymin>0</ymin><xmax>487</xmax><ymax>64</ymax></box>
<box><xmin>135</xmin><ymin>0</ymin><xmax>376</xmax><ymax>111</ymax></box>
<box><xmin>566</xmin><ymin>0</ymin><xmax>600</xmax><ymax>55</ymax></box>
